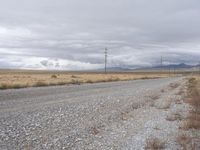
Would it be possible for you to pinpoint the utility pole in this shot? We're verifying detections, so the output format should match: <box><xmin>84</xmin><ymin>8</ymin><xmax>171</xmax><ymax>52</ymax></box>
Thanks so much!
<box><xmin>104</xmin><ymin>48</ymin><xmax>108</xmax><ymax>74</ymax></box>
<box><xmin>174</xmin><ymin>67</ymin><xmax>176</xmax><ymax>76</ymax></box>
<box><xmin>160</xmin><ymin>56</ymin><xmax>163</xmax><ymax>73</ymax></box>
<box><xmin>198</xmin><ymin>61</ymin><xmax>200</xmax><ymax>75</ymax></box>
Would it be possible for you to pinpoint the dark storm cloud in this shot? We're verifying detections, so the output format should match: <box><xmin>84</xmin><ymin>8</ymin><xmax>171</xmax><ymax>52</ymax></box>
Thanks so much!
<box><xmin>0</xmin><ymin>0</ymin><xmax>200</xmax><ymax>70</ymax></box>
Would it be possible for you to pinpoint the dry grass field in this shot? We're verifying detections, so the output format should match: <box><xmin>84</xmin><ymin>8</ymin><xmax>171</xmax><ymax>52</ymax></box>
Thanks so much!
<box><xmin>183</xmin><ymin>76</ymin><xmax>200</xmax><ymax>130</ymax></box>
<box><xmin>0</xmin><ymin>69</ymin><xmax>171</xmax><ymax>90</ymax></box>
<box><xmin>177</xmin><ymin>76</ymin><xmax>200</xmax><ymax>149</ymax></box>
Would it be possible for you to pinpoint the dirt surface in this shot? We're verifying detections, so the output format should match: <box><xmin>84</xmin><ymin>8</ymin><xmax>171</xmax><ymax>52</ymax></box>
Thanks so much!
<box><xmin>0</xmin><ymin>77</ymin><xmax>190</xmax><ymax>149</ymax></box>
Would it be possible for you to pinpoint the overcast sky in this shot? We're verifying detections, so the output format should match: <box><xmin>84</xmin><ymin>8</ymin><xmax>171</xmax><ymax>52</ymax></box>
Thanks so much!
<box><xmin>0</xmin><ymin>0</ymin><xmax>200</xmax><ymax>70</ymax></box>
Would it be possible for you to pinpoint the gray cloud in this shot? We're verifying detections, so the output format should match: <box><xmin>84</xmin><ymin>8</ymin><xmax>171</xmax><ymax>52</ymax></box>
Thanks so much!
<box><xmin>0</xmin><ymin>0</ymin><xmax>200</xmax><ymax>70</ymax></box>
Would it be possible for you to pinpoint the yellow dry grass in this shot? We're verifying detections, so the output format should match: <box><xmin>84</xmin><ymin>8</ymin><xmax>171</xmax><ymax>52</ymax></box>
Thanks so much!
<box><xmin>145</xmin><ymin>138</ymin><xmax>165</xmax><ymax>149</ymax></box>
<box><xmin>177</xmin><ymin>76</ymin><xmax>200</xmax><ymax>149</ymax></box>
<box><xmin>0</xmin><ymin>69</ymin><xmax>169</xmax><ymax>89</ymax></box>
<box><xmin>181</xmin><ymin>76</ymin><xmax>200</xmax><ymax>130</ymax></box>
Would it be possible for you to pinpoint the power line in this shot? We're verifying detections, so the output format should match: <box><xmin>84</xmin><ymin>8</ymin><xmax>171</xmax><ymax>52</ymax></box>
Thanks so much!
<box><xmin>160</xmin><ymin>56</ymin><xmax>163</xmax><ymax>72</ymax></box>
<box><xmin>198</xmin><ymin>61</ymin><xmax>200</xmax><ymax>75</ymax></box>
<box><xmin>105</xmin><ymin>48</ymin><xmax>108</xmax><ymax>74</ymax></box>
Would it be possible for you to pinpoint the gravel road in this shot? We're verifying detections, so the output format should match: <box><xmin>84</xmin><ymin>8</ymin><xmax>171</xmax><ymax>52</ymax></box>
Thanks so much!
<box><xmin>0</xmin><ymin>77</ymin><xmax>188</xmax><ymax>150</ymax></box>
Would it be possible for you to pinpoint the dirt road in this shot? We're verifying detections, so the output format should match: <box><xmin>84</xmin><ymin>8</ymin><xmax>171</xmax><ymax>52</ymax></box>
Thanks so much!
<box><xmin>0</xmin><ymin>77</ymin><xmax>188</xmax><ymax>149</ymax></box>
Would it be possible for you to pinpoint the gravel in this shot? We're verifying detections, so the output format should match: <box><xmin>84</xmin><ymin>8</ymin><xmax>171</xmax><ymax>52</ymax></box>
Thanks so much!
<box><xmin>0</xmin><ymin>77</ymin><xmax>187</xmax><ymax>149</ymax></box>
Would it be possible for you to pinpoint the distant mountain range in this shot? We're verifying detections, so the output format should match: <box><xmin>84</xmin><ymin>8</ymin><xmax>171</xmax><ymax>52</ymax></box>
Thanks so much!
<box><xmin>150</xmin><ymin>63</ymin><xmax>197</xmax><ymax>69</ymax></box>
<box><xmin>103</xmin><ymin>63</ymin><xmax>200</xmax><ymax>72</ymax></box>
